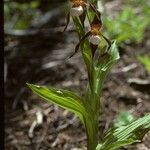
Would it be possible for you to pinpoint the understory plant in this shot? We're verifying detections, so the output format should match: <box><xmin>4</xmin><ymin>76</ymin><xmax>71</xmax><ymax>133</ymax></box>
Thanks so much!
<box><xmin>27</xmin><ymin>0</ymin><xmax>150</xmax><ymax>150</ymax></box>
<box><xmin>103</xmin><ymin>0</ymin><xmax>150</xmax><ymax>46</ymax></box>
<box><xmin>138</xmin><ymin>55</ymin><xmax>150</xmax><ymax>76</ymax></box>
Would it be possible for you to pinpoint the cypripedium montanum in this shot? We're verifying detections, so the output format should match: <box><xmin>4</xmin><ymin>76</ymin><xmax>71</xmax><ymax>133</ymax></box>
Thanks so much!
<box><xmin>69</xmin><ymin>10</ymin><xmax>112</xmax><ymax>58</ymax></box>
<box><xmin>63</xmin><ymin>0</ymin><xmax>99</xmax><ymax>32</ymax></box>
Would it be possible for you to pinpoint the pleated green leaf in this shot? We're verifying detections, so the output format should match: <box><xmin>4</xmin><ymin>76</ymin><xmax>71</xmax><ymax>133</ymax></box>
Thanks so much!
<box><xmin>27</xmin><ymin>83</ymin><xmax>87</xmax><ymax>124</ymax></box>
<box><xmin>97</xmin><ymin>41</ymin><xmax>120</xmax><ymax>72</ymax></box>
<box><xmin>96</xmin><ymin>139</ymin><xmax>138</xmax><ymax>150</ymax></box>
<box><xmin>97</xmin><ymin>113</ymin><xmax>150</xmax><ymax>150</ymax></box>
<box><xmin>94</xmin><ymin>41</ymin><xmax>120</xmax><ymax>95</ymax></box>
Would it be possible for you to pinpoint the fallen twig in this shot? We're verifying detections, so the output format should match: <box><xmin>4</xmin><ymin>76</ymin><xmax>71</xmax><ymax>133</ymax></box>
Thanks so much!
<box><xmin>112</xmin><ymin>63</ymin><xmax>137</xmax><ymax>74</ymax></box>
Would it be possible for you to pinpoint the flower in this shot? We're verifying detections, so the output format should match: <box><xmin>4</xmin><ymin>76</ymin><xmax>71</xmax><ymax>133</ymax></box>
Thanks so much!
<box><xmin>70</xmin><ymin>5</ymin><xmax>84</xmax><ymax>16</ymax></box>
<box><xmin>63</xmin><ymin>0</ymin><xmax>98</xmax><ymax>32</ymax></box>
<box><xmin>89</xmin><ymin>35</ymin><xmax>101</xmax><ymax>45</ymax></box>
<box><xmin>69</xmin><ymin>10</ymin><xmax>111</xmax><ymax>58</ymax></box>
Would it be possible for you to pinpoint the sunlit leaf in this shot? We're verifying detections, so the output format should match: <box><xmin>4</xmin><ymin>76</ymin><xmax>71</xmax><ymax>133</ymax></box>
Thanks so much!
<box><xmin>97</xmin><ymin>113</ymin><xmax>150</xmax><ymax>150</ymax></box>
<box><xmin>27</xmin><ymin>83</ymin><xmax>88</xmax><ymax>124</ymax></box>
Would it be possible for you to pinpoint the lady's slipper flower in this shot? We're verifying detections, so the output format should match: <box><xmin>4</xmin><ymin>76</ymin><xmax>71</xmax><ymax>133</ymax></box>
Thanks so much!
<box><xmin>88</xmin><ymin>35</ymin><xmax>101</xmax><ymax>45</ymax></box>
<box><xmin>69</xmin><ymin>10</ymin><xmax>112</xmax><ymax>58</ymax></box>
<box><xmin>70</xmin><ymin>5</ymin><xmax>84</xmax><ymax>17</ymax></box>
<box><xmin>63</xmin><ymin>0</ymin><xmax>99</xmax><ymax>32</ymax></box>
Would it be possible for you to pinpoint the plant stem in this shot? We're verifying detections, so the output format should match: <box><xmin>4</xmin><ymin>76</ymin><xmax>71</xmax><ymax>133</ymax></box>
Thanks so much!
<box><xmin>85</xmin><ymin>83</ymin><xmax>100</xmax><ymax>150</ymax></box>
<box><xmin>85</xmin><ymin>112</ymin><xmax>99</xmax><ymax>150</ymax></box>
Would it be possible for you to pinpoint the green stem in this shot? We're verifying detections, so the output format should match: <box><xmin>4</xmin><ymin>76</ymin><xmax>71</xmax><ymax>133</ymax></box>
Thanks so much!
<box><xmin>85</xmin><ymin>111</ymin><xmax>99</xmax><ymax>150</ymax></box>
<box><xmin>85</xmin><ymin>79</ymin><xmax>100</xmax><ymax>150</ymax></box>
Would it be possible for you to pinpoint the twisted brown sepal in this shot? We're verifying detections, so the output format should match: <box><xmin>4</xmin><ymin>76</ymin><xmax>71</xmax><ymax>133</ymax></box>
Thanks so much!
<box><xmin>63</xmin><ymin>12</ymin><xmax>70</xmax><ymax>32</ymax></box>
<box><xmin>68</xmin><ymin>31</ymin><xmax>91</xmax><ymax>58</ymax></box>
<box><xmin>89</xmin><ymin>4</ymin><xmax>102</xmax><ymax>26</ymax></box>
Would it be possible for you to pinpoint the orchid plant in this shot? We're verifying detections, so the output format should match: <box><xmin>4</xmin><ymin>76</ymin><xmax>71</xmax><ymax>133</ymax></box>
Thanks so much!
<box><xmin>27</xmin><ymin>0</ymin><xmax>150</xmax><ymax>150</ymax></box>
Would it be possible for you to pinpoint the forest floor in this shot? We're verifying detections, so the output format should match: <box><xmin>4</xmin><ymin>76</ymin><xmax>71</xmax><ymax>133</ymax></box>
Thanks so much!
<box><xmin>5</xmin><ymin>1</ymin><xmax>150</xmax><ymax>150</ymax></box>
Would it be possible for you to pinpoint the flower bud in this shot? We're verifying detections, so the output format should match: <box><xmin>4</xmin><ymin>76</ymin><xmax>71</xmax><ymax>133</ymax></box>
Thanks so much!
<box><xmin>70</xmin><ymin>6</ymin><xmax>84</xmax><ymax>17</ymax></box>
<box><xmin>89</xmin><ymin>35</ymin><xmax>100</xmax><ymax>45</ymax></box>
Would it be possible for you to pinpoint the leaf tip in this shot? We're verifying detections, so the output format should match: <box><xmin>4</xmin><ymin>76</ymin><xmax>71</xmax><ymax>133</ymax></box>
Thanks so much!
<box><xmin>26</xmin><ymin>83</ymin><xmax>32</xmax><ymax>88</ymax></box>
